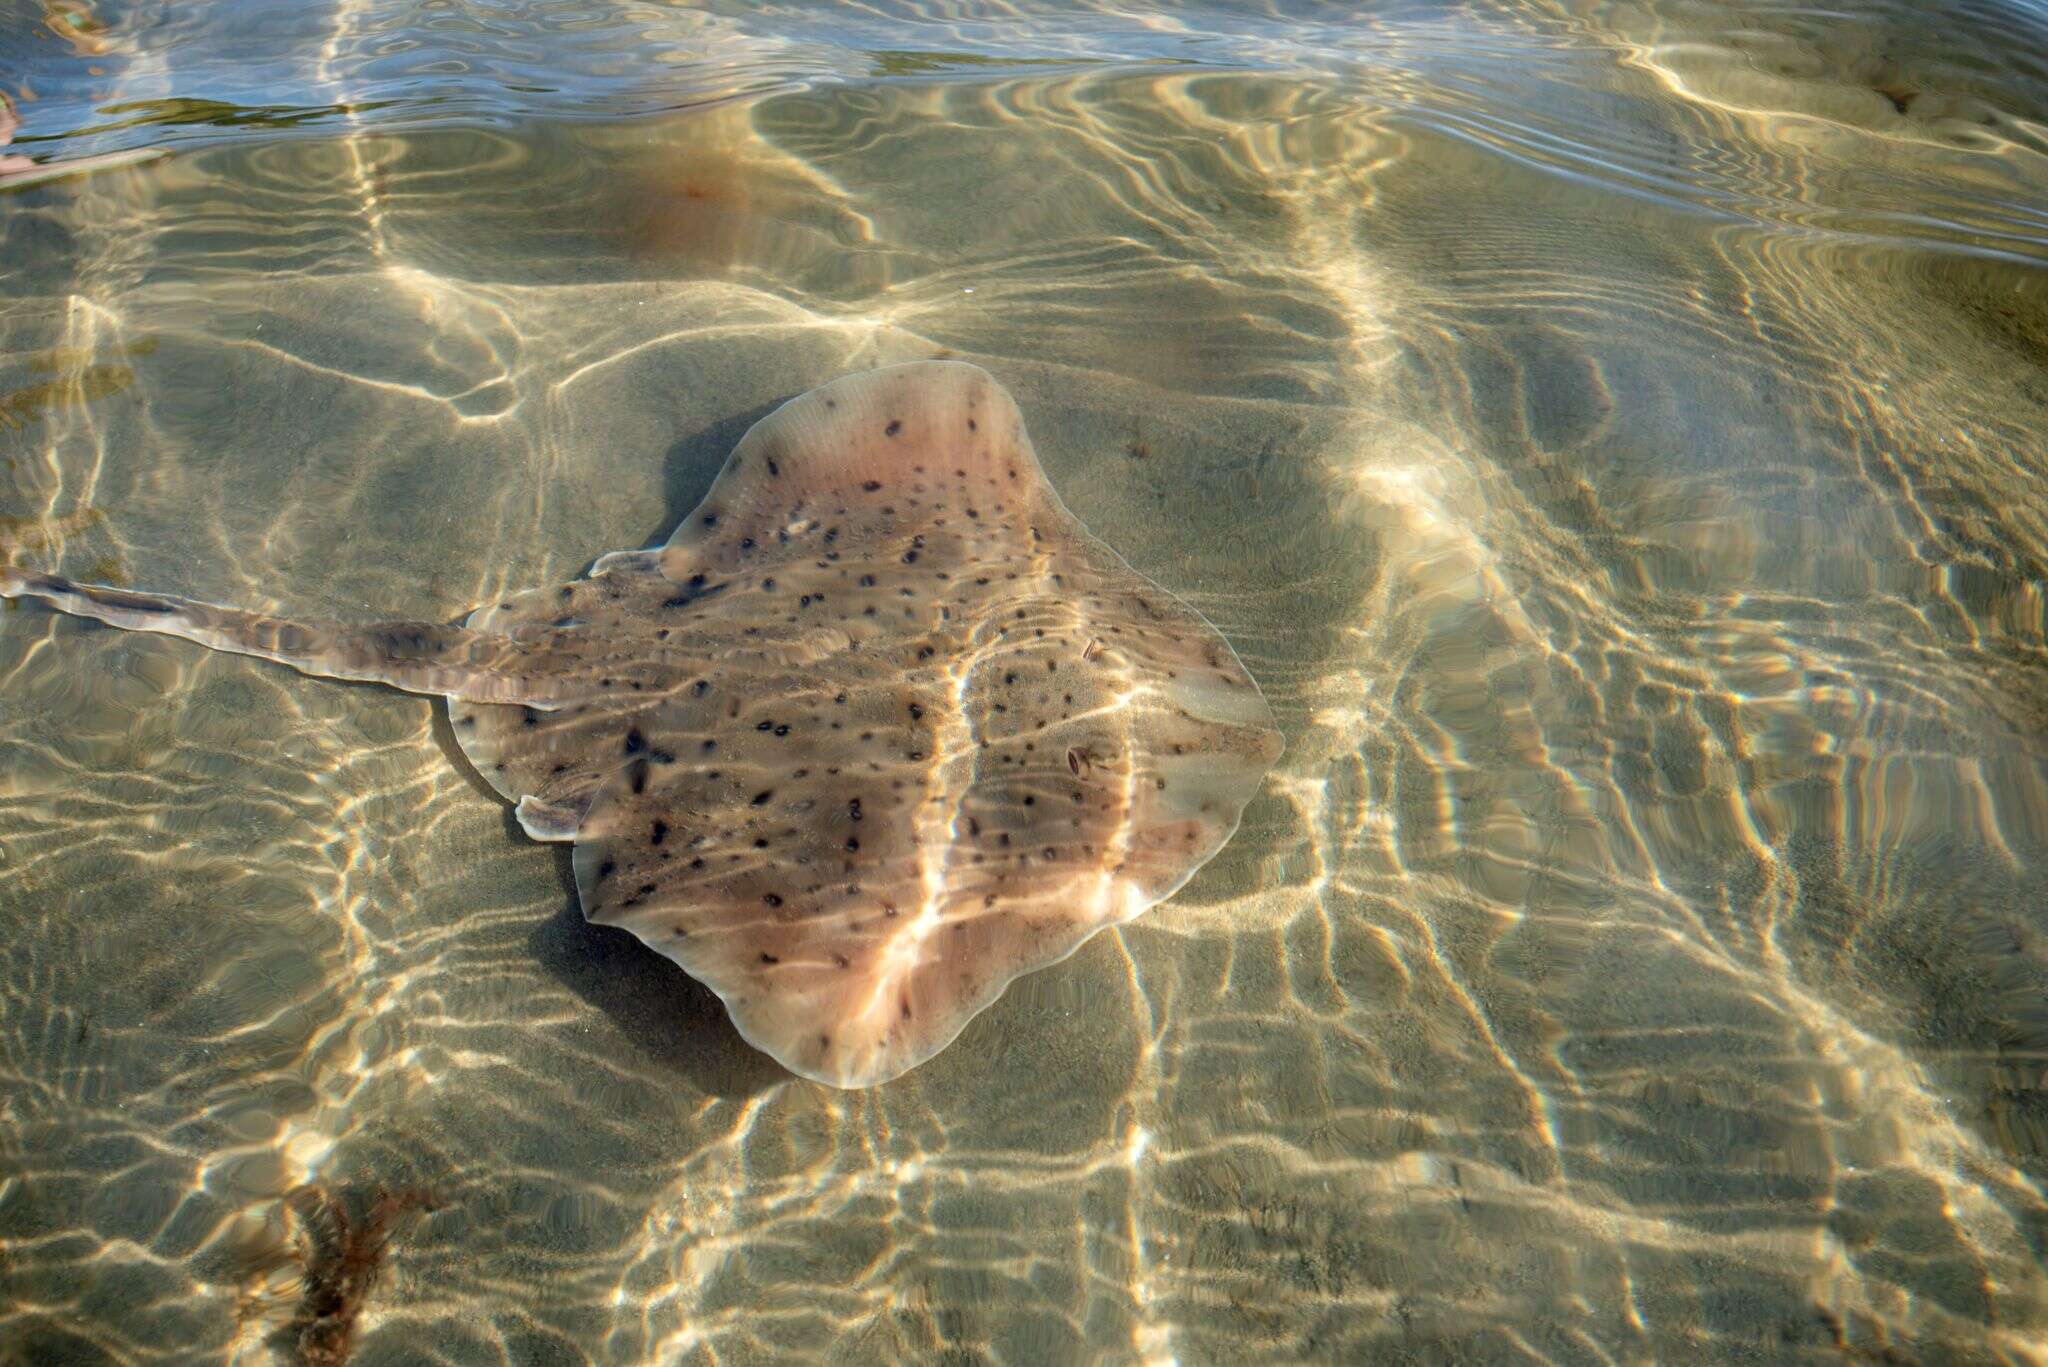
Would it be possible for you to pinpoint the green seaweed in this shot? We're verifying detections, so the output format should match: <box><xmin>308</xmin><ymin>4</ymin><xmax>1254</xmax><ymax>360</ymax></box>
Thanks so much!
<box><xmin>0</xmin><ymin>506</ymin><xmax>106</xmax><ymax>574</ymax></box>
<box><xmin>0</xmin><ymin>365</ymin><xmax>134</xmax><ymax>430</ymax></box>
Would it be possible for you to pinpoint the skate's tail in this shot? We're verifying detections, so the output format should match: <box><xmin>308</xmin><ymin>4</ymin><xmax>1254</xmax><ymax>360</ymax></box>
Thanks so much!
<box><xmin>2</xmin><ymin>568</ymin><xmax>572</xmax><ymax>707</ymax></box>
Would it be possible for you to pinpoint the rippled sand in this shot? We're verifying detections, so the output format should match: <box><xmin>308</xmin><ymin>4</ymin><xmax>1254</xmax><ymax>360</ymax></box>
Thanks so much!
<box><xmin>2</xmin><ymin>1</ymin><xmax>2046</xmax><ymax>1361</ymax></box>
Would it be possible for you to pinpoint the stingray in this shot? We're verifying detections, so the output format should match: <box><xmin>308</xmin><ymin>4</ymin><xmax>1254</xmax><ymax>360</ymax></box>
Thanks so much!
<box><xmin>0</xmin><ymin>361</ymin><xmax>1283</xmax><ymax>1086</ymax></box>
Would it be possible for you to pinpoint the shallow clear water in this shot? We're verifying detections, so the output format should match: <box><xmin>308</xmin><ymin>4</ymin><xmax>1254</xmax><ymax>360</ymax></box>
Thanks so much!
<box><xmin>3</xmin><ymin>0</ymin><xmax>2047</xmax><ymax>1361</ymax></box>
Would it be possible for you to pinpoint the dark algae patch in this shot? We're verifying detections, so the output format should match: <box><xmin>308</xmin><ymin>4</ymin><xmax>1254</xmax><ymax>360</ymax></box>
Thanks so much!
<box><xmin>285</xmin><ymin>1184</ymin><xmax>442</xmax><ymax>1366</ymax></box>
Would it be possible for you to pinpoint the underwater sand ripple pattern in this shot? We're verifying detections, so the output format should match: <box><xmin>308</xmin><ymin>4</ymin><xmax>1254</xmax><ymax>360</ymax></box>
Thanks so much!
<box><xmin>3</xmin><ymin>1</ymin><xmax>2048</xmax><ymax>1362</ymax></box>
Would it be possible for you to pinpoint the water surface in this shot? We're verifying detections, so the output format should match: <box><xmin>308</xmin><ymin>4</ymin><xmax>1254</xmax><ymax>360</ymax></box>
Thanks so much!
<box><xmin>3</xmin><ymin>0</ymin><xmax>2046</xmax><ymax>1361</ymax></box>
